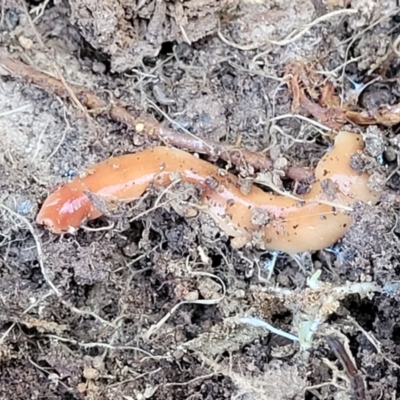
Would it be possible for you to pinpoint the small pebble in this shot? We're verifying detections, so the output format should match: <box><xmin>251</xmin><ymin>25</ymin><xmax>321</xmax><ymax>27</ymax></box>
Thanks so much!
<box><xmin>18</xmin><ymin>36</ymin><xmax>33</xmax><ymax>50</ymax></box>
<box><xmin>92</xmin><ymin>61</ymin><xmax>106</xmax><ymax>74</ymax></box>
<box><xmin>135</xmin><ymin>123</ymin><xmax>145</xmax><ymax>133</ymax></box>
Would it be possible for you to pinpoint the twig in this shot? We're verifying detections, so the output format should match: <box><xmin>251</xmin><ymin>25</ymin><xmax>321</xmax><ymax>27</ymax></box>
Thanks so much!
<box><xmin>269</xmin><ymin>113</ymin><xmax>334</xmax><ymax>132</ymax></box>
<box><xmin>146</xmin><ymin>97</ymin><xmax>209</xmax><ymax>148</ymax></box>
<box><xmin>165</xmin><ymin>372</ymin><xmax>215</xmax><ymax>387</ymax></box>
<box><xmin>63</xmin><ymin>303</ymin><xmax>116</xmax><ymax>328</ymax></box>
<box><xmin>237</xmin><ymin>316</ymin><xmax>299</xmax><ymax>342</ymax></box>
<box><xmin>105</xmin><ymin>367</ymin><xmax>163</xmax><ymax>390</ymax></box>
<box><xmin>0</xmin><ymin>104</ymin><xmax>31</xmax><ymax>118</ymax></box>
<box><xmin>0</xmin><ymin>50</ymin><xmax>311</xmax><ymax>182</ymax></box>
<box><xmin>44</xmin><ymin>334</ymin><xmax>163</xmax><ymax>360</ymax></box>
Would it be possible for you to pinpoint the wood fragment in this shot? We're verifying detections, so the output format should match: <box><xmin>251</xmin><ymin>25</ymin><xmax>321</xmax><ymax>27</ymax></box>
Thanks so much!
<box><xmin>0</xmin><ymin>50</ymin><xmax>314</xmax><ymax>182</ymax></box>
<box><xmin>286</xmin><ymin>60</ymin><xmax>400</xmax><ymax>128</ymax></box>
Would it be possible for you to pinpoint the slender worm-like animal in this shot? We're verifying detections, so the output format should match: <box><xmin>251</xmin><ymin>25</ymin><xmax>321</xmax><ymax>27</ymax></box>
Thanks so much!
<box><xmin>37</xmin><ymin>131</ymin><xmax>380</xmax><ymax>253</ymax></box>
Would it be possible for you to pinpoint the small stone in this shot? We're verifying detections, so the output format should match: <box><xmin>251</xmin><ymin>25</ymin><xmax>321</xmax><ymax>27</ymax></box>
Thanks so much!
<box><xmin>384</xmin><ymin>146</ymin><xmax>396</xmax><ymax>162</ymax></box>
<box><xmin>77</xmin><ymin>383</ymin><xmax>86</xmax><ymax>393</ymax></box>
<box><xmin>173</xmin><ymin>349</ymin><xmax>184</xmax><ymax>359</ymax></box>
<box><xmin>135</xmin><ymin>123</ymin><xmax>145</xmax><ymax>133</ymax></box>
<box><xmin>83</xmin><ymin>366</ymin><xmax>99</xmax><ymax>380</ymax></box>
<box><xmin>92</xmin><ymin>61</ymin><xmax>106</xmax><ymax>74</ymax></box>
<box><xmin>184</xmin><ymin>290</ymin><xmax>199</xmax><ymax>301</ymax></box>
<box><xmin>246</xmin><ymin>363</ymin><xmax>258</xmax><ymax>372</ymax></box>
<box><xmin>18</xmin><ymin>36</ymin><xmax>33</xmax><ymax>49</ymax></box>
<box><xmin>234</xmin><ymin>289</ymin><xmax>245</xmax><ymax>299</ymax></box>
<box><xmin>273</xmin><ymin>157</ymin><xmax>288</xmax><ymax>170</ymax></box>
<box><xmin>123</xmin><ymin>242</ymin><xmax>138</xmax><ymax>257</ymax></box>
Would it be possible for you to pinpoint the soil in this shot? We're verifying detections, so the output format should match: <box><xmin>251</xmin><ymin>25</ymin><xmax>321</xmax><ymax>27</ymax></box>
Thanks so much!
<box><xmin>1</xmin><ymin>1</ymin><xmax>400</xmax><ymax>399</ymax></box>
